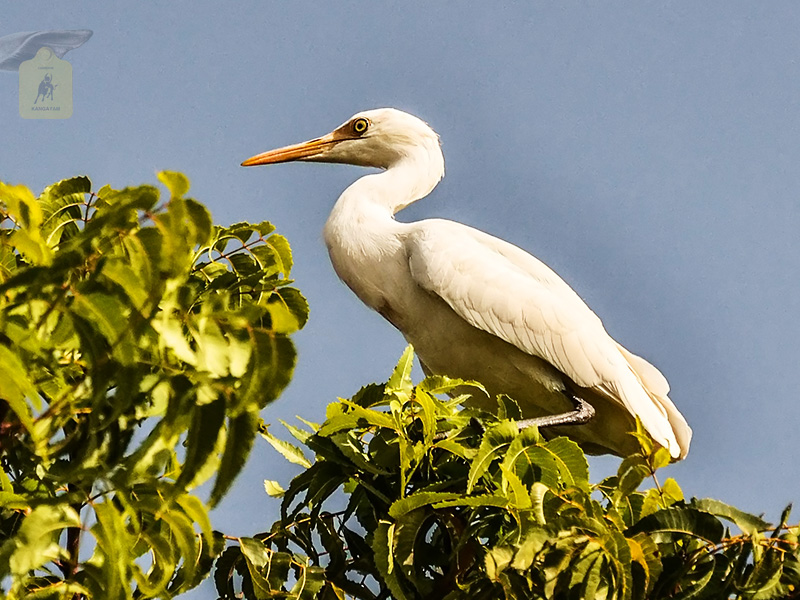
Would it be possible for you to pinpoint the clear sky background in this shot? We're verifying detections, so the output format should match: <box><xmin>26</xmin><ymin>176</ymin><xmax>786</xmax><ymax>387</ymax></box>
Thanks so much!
<box><xmin>3</xmin><ymin>3</ymin><xmax>800</xmax><ymax>597</ymax></box>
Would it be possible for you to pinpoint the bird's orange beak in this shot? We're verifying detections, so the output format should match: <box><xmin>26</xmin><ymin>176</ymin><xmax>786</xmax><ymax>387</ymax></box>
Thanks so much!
<box><xmin>241</xmin><ymin>133</ymin><xmax>337</xmax><ymax>166</ymax></box>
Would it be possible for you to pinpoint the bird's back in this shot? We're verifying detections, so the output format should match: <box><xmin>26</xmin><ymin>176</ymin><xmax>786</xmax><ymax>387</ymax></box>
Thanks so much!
<box><xmin>401</xmin><ymin>219</ymin><xmax>691</xmax><ymax>459</ymax></box>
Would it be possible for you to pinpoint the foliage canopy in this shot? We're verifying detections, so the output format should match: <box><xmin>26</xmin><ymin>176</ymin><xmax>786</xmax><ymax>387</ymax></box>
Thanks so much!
<box><xmin>0</xmin><ymin>174</ymin><xmax>307</xmax><ymax>598</ymax></box>
<box><xmin>217</xmin><ymin>348</ymin><xmax>800</xmax><ymax>600</ymax></box>
<box><xmin>2</xmin><ymin>173</ymin><xmax>798</xmax><ymax>600</ymax></box>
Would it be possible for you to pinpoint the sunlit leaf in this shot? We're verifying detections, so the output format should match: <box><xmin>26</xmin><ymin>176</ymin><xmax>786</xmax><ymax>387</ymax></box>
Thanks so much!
<box><xmin>156</xmin><ymin>170</ymin><xmax>190</xmax><ymax>198</ymax></box>
<box><xmin>0</xmin><ymin>505</ymin><xmax>80</xmax><ymax>577</ymax></box>
<box><xmin>387</xmin><ymin>344</ymin><xmax>415</xmax><ymax>395</ymax></box>
<box><xmin>265</xmin><ymin>480</ymin><xmax>286</xmax><ymax>497</ymax></box>
<box><xmin>261</xmin><ymin>427</ymin><xmax>312</xmax><ymax>468</ymax></box>
<box><xmin>692</xmin><ymin>497</ymin><xmax>770</xmax><ymax>535</ymax></box>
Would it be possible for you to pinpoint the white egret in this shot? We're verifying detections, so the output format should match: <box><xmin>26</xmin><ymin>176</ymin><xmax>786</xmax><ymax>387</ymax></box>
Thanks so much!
<box><xmin>242</xmin><ymin>108</ymin><xmax>691</xmax><ymax>460</ymax></box>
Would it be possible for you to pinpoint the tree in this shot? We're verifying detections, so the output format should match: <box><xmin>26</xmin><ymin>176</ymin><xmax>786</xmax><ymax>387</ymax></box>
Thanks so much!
<box><xmin>0</xmin><ymin>174</ymin><xmax>307</xmax><ymax>598</ymax></box>
<box><xmin>3</xmin><ymin>174</ymin><xmax>799</xmax><ymax>600</ymax></box>
<box><xmin>216</xmin><ymin>348</ymin><xmax>800</xmax><ymax>600</ymax></box>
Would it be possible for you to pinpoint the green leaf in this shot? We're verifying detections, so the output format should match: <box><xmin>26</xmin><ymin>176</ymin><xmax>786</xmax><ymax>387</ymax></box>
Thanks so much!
<box><xmin>691</xmin><ymin>497</ymin><xmax>770</xmax><ymax>535</ymax></box>
<box><xmin>628</xmin><ymin>507</ymin><xmax>725</xmax><ymax>545</ymax></box>
<box><xmin>157</xmin><ymin>170</ymin><xmax>191</xmax><ymax>198</ymax></box>
<box><xmin>0</xmin><ymin>491</ymin><xmax>30</xmax><ymax>510</ymax></box>
<box><xmin>239</xmin><ymin>537</ymin><xmax>289</xmax><ymax>597</ymax></box>
<box><xmin>152</xmin><ymin>316</ymin><xmax>197</xmax><ymax>365</ymax></box>
<box><xmin>0</xmin><ymin>345</ymin><xmax>39</xmax><ymax>437</ymax></box>
<box><xmin>318</xmin><ymin>401</ymin><xmax>397</xmax><ymax>436</ymax></box>
<box><xmin>266</xmin><ymin>232</ymin><xmax>293</xmax><ymax>275</ymax></box>
<box><xmin>261</xmin><ymin>426</ymin><xmax>312</xmax><ymax>468</ymax></box>
<box><xmin>183</xmin><ymin>197</ymin><xmax>213</xmax><ymax>246</ymax></box>
<box><xmin>266</xmin><ymin>296</ymin><xmax>303</xmax><ymax>333</ymax></box>
<box><xmin>8</xmin><ymin>227</ymin><xmax>53</xmax><ymax>265</ymax></box>
<box><xmin>614</xmin><ymin>454</ymin><xmax>651</xmax><ymax>497</ymax></box>
<box><xmin>41</xmin><ymin>175</ymin><xmax>91</xmax><ymax>200</ymax></box>
<box><xmin>387</xmin><ymin>345</ymin><xmax>415</xmax><ymax>395</ymax></box>
<box><xmin>210</xmin><ymin>410</ymin><xmax>260</xmax><ymax>507</ymax></box>
<box><xmin>467</xmin><ymin>420</ymin><xmax>518</xmax><ymax>493</ymax></box>
<box><xmin>1</xmin><ymin>181</ymin><xmax>43</xmax><ymax>229</ymax></box>
<box><xmin>72</xmin><ymin>292</ymin><xmax>133</xmax><ymax>362</ymax></box>
<box><xmin>628</xmin><ymin>533</ymin><xmax>662</xmax><ymax>596</ymax></box>
<box><xmin>290</xmin><ymin>563</ymin><xmax>327</xmax><ymax>600</ymax></box>
<box><xmin>176</xmin><ymin>395</ymin><xmax>226</xmax><ymax>489</ymax></box>
<box><xmin>0</xmin><ymin>505</ymin><xmax>80</xmax><ymax>577</ymax></box>
<box><xmin>265</xmin><ymin>480</ymin><xmax>286</xmax><ymax>497</ymax></box>
<box><xmin>542</xmin><ymin>436</ymin><xmax>589</xmax><ymax>487</ymax></box>
<box><xmin>372</xmin><ymin>521</ymin><xmax>409</xmax><ymax>600</ymax></box>
<box><xmin>0</xmin><ymin>174</ymin><xmax>304</xmax><ymax>599</ymax></box>
<box><xmin>101</xmin><ymin>257</ymin><xmax>150</xmax><ymax>312</ymax></box>
<box><xmin>500</xmin><ymin>463</ymin><xmax>532</xmax><ymax>508</ymax></box>
<box><xmin>175</xmin><ymin>493</ymin><xmax>214</xmax><ymax>541</ymax></box>
<box><xmin>388</xmin><ymin>491</ymin><xmax>462</xmax><ymax>518</ymax></box>
<box><xmin>270</xmin><ymin>286</ymin><xmax>309</xmax><ymax>331</ymax></box>
<box><xmin>433</xmin><ymin>494</ymin><xmax>509</xmax><ymax>509</ymax></box>
<box><xmin>39</xmin><ymin>176</ymin><xmax>90</xmax><ymax>245</ymax></box>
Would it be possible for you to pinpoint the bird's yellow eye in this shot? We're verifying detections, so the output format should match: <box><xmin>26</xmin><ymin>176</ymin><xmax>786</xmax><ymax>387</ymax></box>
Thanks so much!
<box><xmin>352</xmin><ymin>118</ymin><xmax>369</xmax><ymax>135</ymax></box>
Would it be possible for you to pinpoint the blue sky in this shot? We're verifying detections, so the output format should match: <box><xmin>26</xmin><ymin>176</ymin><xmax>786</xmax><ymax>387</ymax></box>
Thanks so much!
<box><xmin>3</xmin><ymin>2</ymin><xmax>800</xmax><ymax>596</ymax></box>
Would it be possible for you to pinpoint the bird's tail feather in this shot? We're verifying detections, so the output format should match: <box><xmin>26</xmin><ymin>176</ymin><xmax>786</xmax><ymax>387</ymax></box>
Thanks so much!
<box><xmin>616</xmin><ymin>344</ymin><xmax>692</xmax><ymax>460</ymax></box>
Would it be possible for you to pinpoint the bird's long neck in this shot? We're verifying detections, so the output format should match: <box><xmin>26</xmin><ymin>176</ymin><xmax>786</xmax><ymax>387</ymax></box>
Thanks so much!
<box><xmin>322</xmin><ymin>144</ymin><xmax>444</xmax><ymax>310</ymax></box>
<box><xmin>323</xmin><ymin>142</ymin><xmax>444</xmax><ymax>254</ymax></box>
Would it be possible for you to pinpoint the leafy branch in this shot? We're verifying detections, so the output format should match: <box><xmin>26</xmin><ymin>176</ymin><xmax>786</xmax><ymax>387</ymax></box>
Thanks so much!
<box><xmin>217</xmin><ymin>348</ymin><xmax>800</xmax><ymax>600</ymax></box>
<box><xmin>0</xmin><ymin>173</ymin><xmax>308</xmax><ymax>599</ymax></box>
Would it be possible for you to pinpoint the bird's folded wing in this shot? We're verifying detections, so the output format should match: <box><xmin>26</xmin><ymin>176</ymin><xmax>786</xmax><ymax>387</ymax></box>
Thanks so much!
<box><xmin>405</xmin><ymin>220</ymin><xmax>693</xmax><ymax>459</ymax></box>
<box><xmin>406</xmin><ymin>220</ymin><xmax>635</xmax><ymax>392</ymax></box>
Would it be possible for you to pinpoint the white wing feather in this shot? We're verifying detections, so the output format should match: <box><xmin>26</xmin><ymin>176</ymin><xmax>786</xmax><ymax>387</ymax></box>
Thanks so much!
<box><xmin>406</xmin><ymin>219</ymin><xmax>690</xmax><ymax>458</ymax></box>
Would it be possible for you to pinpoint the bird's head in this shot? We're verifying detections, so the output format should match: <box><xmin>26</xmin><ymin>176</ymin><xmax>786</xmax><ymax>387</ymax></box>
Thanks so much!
<box><xmin>242</xmin><ymin>108</ymin><xmax>442</xmax><ymax>170</ymax></box>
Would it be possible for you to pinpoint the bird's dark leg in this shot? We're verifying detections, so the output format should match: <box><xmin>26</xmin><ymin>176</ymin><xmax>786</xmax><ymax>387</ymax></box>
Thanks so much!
<box><xmin>515</xmin><ymin>391</ymin><xmax>595</xmax><ymax>430</ymax></box>
<box><xmin>433</xmin><ymin>392</ymin><xmax>595</xmax><ymax>441</ymax></box>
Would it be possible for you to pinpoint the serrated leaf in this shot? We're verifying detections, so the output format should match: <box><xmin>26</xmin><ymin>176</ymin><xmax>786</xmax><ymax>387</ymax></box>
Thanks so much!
<box><xmin>433</xmin><ymin>494</ymin><xmax>509</xmax><ymax>509</ymax></box>
<box><xmin>691</xmin><ymin>497</ymin><xmax>770</xmax><ymax>535</ymax></box>
<box><xmin>615</xmin><ymin>454</ymin><xmax>650</xmax><ymax>497</ymax></box>
<box><xmin>275</xmin><ymin>286</ymin><xmax>309</xmax><ymax>329</ymax></box>
<box><xmin>500</xmin><ymin>463</ymin><xmax>532</xmax><ymax>508</ymax></box>
<box><xmin>542</xmin><ymin>436</ymin><xmax>589</xmax><ymax>486</ymax></box>
<box><xmin>175</xmin><ymin>494</ymin><xmax>213</xmax><ymax>541</ymax></box>
<box><xmin>467</xmin><ymin>420</ymin><xmax>518</xmax><ymax>493</ymax></box>
<box><xmin>266</xmin><ymin>233</ymin><xmax>293</xmax><ymax>275</ymax></box>
<box><xmin>628</xmin><ymin>507</ymin><xmax>725</xmax><ymax>545</ymax></box>
<box><xmin>261</xmin><ymin>427</ymin><xmax>312</xmax><ymax>468</ymax></box>
<box><xmin>660</xmin><ymin>477</ymin><xmax>684</xmax><ymax>504</ymax></box>
<box><xmin>152</xmin><ymin>317</ymin><xmax>196</xmax><ymax>365</ymax></box>
<box><xmin>387</xmin><ymin>345</ymin><xmax>415</xmax><ymax>395</ymax></box>
<box><xmin>388</xmin><ymin>492</ymin><xmax>462</xmax><ymax>518</ymax></box>
<box><xmin>372</xmin><ymin>521</ymin><xmax>409</xmax><ymax>600</ymax></box>
<box><xmin>265</xmin><ymin>480</ymin><xmax>286</xmax><ymax>497</ymax></box>
<box><xmin>318</xmin><ymin>401</ymin><xmax>396</xmax><ymax>436</ymax></box>
<box><xmin>281</xmin><ymin>419</ymin><xmax>313</xmax><ymax>444</ymax></box>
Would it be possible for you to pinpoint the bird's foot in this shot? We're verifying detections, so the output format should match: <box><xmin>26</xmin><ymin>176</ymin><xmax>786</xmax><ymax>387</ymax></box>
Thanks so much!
<box><xmin>433</xmin><ymin>394</ymin><xmax>594</xmax><ymax>441</ymax></box>
<box><xmin>515</xmin><ymin>393</ymin><xmax>595</xmax><ymax>430</ymax></box>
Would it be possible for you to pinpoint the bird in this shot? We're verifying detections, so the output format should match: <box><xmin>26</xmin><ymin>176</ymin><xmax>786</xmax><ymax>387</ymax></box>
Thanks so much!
<box><xmin>242</xmin><ymin>108</ymin><xmax>692</xmax><ymax>460</ymax></box>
